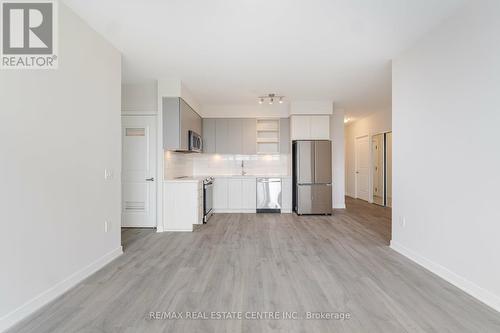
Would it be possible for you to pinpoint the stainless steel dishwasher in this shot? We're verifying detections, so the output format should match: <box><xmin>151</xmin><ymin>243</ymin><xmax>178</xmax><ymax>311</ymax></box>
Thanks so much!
<box><xmin>256</xmin><ymin>178</ymin><xmax>282</xmax><ymax>213</ymax></box>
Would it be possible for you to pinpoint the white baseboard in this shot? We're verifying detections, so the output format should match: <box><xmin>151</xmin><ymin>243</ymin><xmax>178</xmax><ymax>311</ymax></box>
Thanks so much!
<box><xmin>390</xmin><ymin>241</ymin><xmax>500</xmax><ymax>313</ymax></box>
<box><xmin>333</xmin><ymin>203</ymin><xmax>346</xmax><ymax>209</ymax></box>
<box><xmin>0</xmin><ymin>247</ymin><xmax>123</xmax><ymax>332</ymax></box>
<box><xmin>163</xmin><ymin>229</ymin><xmax>193</xmax><ymax>232</ymax></box>
<box><xmin>214</xmin><ymin>209</ymin><xmax>256</xmax><ymax>213</ymax></box>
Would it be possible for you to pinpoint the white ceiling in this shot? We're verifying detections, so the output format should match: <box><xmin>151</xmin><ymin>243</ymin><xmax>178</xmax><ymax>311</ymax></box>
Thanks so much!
<box><xmin>62</xmin><ymin>0</ymin><xmax>467</xmax><ymax>116</ymax></box>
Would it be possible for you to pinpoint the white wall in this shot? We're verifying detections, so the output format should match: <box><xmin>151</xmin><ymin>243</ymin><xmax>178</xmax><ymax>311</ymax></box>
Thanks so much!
<box><xmin>331</xmin><ymin>109</ymin><xmax>346</xmax><ymax>209</ymax></box>
<box><xmin>0</xmin><ymin>4</ymin><xmax>122</xmax><ymax>330</ymax></box>
<box><xmin>290</xmin><ymin>100</ymin><xmax>332</xmax><ymax>115</ymax></box>
<box><xmin>345</xmin><ymin>109</ymin><xmax>391</xmax><ymax>198</ymax></box>
<box><xmin>392</xmin><ymin>0</ymin><xmax>500</xmax><ymax>312</ymax></box>
<box><xmin>201</xmin><ymin>103</ymin><xmax>289</xmax><ymax>118</ymax></box>
<box><xmin>201</xmin><ymin>100</ymin><xmax>333</xmax><ymax>118</ymax></box>
<box><xmin>121</xmin><ymin>81</ymin><xmax>157</xmax><ymax>113</ymax></box>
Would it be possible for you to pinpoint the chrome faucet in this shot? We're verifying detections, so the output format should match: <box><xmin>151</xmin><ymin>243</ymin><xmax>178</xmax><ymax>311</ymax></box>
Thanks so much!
<box><xmin>241</xmin><ymin>160</ymin><xmax>246</xmax><ymax>176</ymax></box>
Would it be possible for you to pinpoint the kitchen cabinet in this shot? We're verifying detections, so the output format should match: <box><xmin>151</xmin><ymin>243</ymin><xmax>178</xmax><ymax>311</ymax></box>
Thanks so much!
<box><xmin>291</xmin><ymin>115</ymin><xmax>311</xmax><ymax>140</ymax></box>
<box><xmin>213</xmin><ymin>177</ymin><xmax>229</xmax><ymax>210</ymax></box>
<box><xmin>163</xmin><ymin>180</ymin><xmax>203</xmax><ymax>231</ymax></box>
<box><xmin>227</xmin><ymin>119</ymin><xmax>243</xmax><ymax>154</ymax></box>
<box><xmin>310</xmin><ymin>115</ymin><xmax>330</xmax><ymax>139</ymax></box>
<box><xmin>290</xmin><ymin>115</ymin><xmax>330</xmax><ymax>140</ymax></box>
<box><xmin>280</xmin><ymin>118</ymin><xmax>290</xmax><ymax>154</ymax></box>
<box><xmin>163</xmin><ymin>97</ymin><xmax>202</xmax><ymax>151</ymax></box>
<box><xmin>242</xmin><ymin>118</ymin><xmax>257</xmax><ymax>155</ymax></box>
<box><xmin>213</xmin><ymin>177</ymin><xmax>256</xmax><ymax>212</ymax></box>
<box><xmin>215</xmin><ymin>119</ymin><xmax>230</xmax><ymax>153</ymax></box>
<box><xmin>241</xmin><ymin>178</ymin><xmax>257</xmax><ymax>210</ymax></box>
<box><xmin>228</xmin><ymin>178</ymin><xmax>243</xmax><ymax>208</ymax></box>
<box><xmin>202</xmin><ymin>118</ymin><xmax>216</xmax><ymax>153</ymax></box>
<box><xmin>281</xmin><ymin>177</ymin><xmax>292</xmax><ymax>213</ymax></box>
<box><xmin>203</xmin><ymin>118</ymin><xmax>257</xmax><ymax>154</ymax></box>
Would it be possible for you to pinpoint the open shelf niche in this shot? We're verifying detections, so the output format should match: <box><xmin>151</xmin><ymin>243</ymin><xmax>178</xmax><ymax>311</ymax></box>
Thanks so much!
<box><xmin>256</xmin><ymin>118</ymin><xmax>280</xmax><ymax>154</ymax></box>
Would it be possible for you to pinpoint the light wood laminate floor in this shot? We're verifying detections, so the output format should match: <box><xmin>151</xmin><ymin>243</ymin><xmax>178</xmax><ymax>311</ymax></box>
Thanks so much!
<box><xmin>8</xmin><ymin>198</ymin><xmax>500</xmax><ymax>332</ymax></box>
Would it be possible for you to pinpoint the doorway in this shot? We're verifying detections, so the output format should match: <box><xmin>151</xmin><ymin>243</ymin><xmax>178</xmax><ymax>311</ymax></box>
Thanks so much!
<box><xmin>355</xmin><ymin>135</ymin><xmax>370</xmax><ymax>201</ymax></box>
<box><xmin>371</xmin><ymin>132</ymin><xmax>392</xmax><ymax>207</ymax></box>
<box><xmin>121</xmin><ymin>115</ymin><xmax>157</xmax><ymax>228</ymax></box>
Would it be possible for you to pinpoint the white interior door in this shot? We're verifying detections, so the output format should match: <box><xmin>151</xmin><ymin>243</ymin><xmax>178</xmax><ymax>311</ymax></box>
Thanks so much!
<box><xmin>121</xmin><ymin>116</ymin><xmax>157</xmax><ymax>227</ymax></box>
<box><xmin>355</xmin><ymin>136</ymin><xmax>370</xmax><ymax>201</ymax></box>
<box><xmin>386</xmin><ymin>132</ymin><xmax>392</xmax><ymax>207</ymax></box>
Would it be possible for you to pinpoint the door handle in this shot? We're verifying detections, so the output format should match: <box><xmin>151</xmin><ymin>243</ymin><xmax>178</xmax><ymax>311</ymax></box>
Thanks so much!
<box><xmin>146</xmin><ymin>177</ymin><xmax>154</xmax><ymax>181</ymax></box>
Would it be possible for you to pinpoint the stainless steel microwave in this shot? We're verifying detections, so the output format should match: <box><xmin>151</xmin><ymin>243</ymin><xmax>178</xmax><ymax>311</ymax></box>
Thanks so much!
<box><xmin>188</xmin><ymin>130</ymin><xmax>202</xmax><ymax>153</ymax></box>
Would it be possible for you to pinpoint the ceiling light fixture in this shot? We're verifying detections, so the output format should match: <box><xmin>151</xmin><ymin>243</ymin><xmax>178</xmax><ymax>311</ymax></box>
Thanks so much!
<box><xmin>258</xmin><ymin>93</ymin><xmax>285</xmax><ymax>105</ymax></box>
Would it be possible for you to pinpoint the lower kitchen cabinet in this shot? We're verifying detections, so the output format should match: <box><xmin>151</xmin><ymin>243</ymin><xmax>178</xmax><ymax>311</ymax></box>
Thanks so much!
<box><xmin>281</xmin><ymin>176</ymin><xmax>292</xmax><ymax>213</ymax></box>
<box><xmin>213</xmin><ymin>177</ymin><xmax>229</xmax><ymax>210</ymax></box>
<box><xmin>214</xmin><ymin>177</ymin><xmax>256</xmax><ymax>212</ymax></box>
<box><xmin>163</xmin><ymin>181</ymin><xmax>203</xmax><ymax>231</ymax></box>
<box><xmin>227</xmin><ymin>178</ymin><xmax>242</xmax><ymax>209</ymax></box>
<box><xmin>241</xmin><ymin>178</ymin><xmax>257</xmax><ymax>210</ymax></box>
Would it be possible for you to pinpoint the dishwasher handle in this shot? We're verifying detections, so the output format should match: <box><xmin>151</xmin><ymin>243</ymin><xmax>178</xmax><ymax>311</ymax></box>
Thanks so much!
<box><xmin>257</xmin><ymin>178</ymin><xmax>281</xmax><ymax>183</ymax></box>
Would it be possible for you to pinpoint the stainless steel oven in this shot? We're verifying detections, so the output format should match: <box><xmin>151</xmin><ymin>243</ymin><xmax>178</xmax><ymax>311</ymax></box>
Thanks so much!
<box><xmin>203</xmin><ymin>177</ymin><xmax>214</xmax><ymax>223</ymax></box>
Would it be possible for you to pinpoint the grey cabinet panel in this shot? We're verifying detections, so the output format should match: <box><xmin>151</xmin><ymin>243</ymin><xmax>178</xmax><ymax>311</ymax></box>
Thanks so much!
<box><xmin>242</xmin><ymin>118</ymin><xmax>257</xmax><ymax>155</ymax></box>
<box><xmin>215</xmin><ymin>119</ymin><xmax>230</xmax><ymax>154</ymax></box>
<box><xmin>180</xmin><ymin>99</ymin><xmax>202</xmax><ymax>150</ymax></box>
<box><xmin>280</xmin><ymin>118</ymin><xmax>290</xmax><ymax>154</ymax></box>
<box><xmin>162</xmin><ymin>97</ymin><xmax>180</xmax><ymax>150</ymax></box>
<box><xmin>163</xmin><ymin>97</ymin><xmax>201</xmax><ymax>151</ymax></box>
<box><xmin>227</xmin><ymin>119</ymin><xmax>243</xmax><ymax>154</ymax></box>
<box><xmin>202</xmin><ymin>118</ymin><xmax>216</xmax><ymax>153</ymax></box>
<box><xmin>179</xmin><ymin>100</ymin><xmax>190</xmax><ymax>150</ymax></box>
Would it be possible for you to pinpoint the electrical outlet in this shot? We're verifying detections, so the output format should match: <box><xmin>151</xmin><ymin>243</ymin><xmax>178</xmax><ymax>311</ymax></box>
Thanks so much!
<box><xmin>104</xmin><ymin>220</ymin><xmax>109</xmax><ymax>232</ymax></box>
<box><xmin>104</xmin><ymin>169</ymin><xmax>113</xmax><ymax>180</ymax></box>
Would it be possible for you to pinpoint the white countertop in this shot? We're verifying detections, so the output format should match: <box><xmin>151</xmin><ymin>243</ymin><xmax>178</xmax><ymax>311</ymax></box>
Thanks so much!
<box><xmin>164</xmin><ymin>175</ymin><xmax>291</xmax><ymax>182</ymax></box>
<box><xmin>198</xmin><ymin>175</ymin><xmax>290</xmax><ymax>178</ymax></box>
<box><xmin>163</xmin><ymin>176</ymin><xmax>205</xmax><ymax>183</ymax></box>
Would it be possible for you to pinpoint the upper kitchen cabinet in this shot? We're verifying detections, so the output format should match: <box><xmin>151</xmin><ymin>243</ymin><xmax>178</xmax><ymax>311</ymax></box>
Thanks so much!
<box><xmin>227</xmin><ymin>119</ymin><xmax>243</xmax><ymax>154</ymax></box>
<box><xmin>241</xmin><ymin>118</ymin><xmax>257</xmax><ymax>155</ymax></box>
<box><xmin>290</xmin><ymin>115</ymin><xmax>330</xmax><ymax>140</ymax></box>
<box><xmin>279</xmin><ymin>118</ymin><xmax>290</xmax><ymax>154</ymax></box>
<box><xmin>215</xmin><ymin>119</ymin><xmax>230</xmax><ymax>153</ymax></box>
<box><xmin>202</xmin><ymin>118</ymin><xmax>216</xmax><ymax>153</ymax></box>
<box><xmin>163</xmin><ymin>97</ymin><xmax>202</xmax><ymax>151</ymax></box>
<box><xmin>203</xmin><ymin>118</ymin><xmax>257</xmax><ymax>154</ymax></box>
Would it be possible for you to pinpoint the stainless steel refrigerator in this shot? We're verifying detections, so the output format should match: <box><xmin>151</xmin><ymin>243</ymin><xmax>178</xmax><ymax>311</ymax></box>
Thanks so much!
<box><xmin>292</xmin><ymin>140</ymin><xmax>332</xmax><ymax>215</ymax></box>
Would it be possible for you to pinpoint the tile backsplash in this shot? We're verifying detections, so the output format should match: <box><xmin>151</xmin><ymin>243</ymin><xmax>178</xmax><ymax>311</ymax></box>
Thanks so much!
<box><xmin>164</xmin><ymin>151</ymin><xmax>194</xmax><ymax>179</ymax></box>
<box><xmin>164</xmin><ymin>152</ymin><xmax>290</xmax><ymax>179</ymax></box>
<box><xmin>193</xmin><ymin>154</ymin><xmax>290</xmax><ymax>176</ymax></box>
